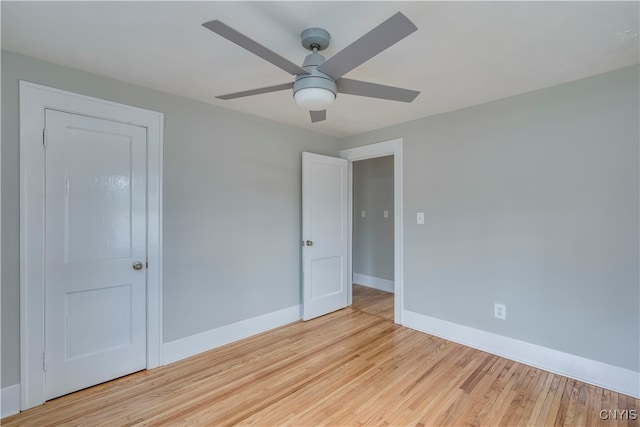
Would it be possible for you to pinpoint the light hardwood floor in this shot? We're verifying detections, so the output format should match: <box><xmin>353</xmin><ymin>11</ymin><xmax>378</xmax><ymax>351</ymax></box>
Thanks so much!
<box><xmin>4</xmin><ymin>286</ymin><xmax>638</xmax><ymax>426</ymax></box>
<box><xmin>352</xmin><ymin>283</ymin><xmax>394</xmax><ymax>321</ymax></box>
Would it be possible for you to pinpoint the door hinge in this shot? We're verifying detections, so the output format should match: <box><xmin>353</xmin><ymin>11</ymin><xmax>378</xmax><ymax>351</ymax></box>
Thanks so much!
<box><xmin>43</xmin><ymin>128</ymin><xmax>47</xmax><ymax>147</ymax></box>
<box><xmin>42</xmin><ymin>351</ymin><xmax>48</xmax><ymax>371</ymax></box>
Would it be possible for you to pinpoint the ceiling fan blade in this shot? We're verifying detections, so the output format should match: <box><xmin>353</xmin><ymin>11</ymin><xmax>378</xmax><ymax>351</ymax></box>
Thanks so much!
<box><xmin>310</xmin><ymin>110</ymin><xmax>326</xmax><ymax>123</ymax></box>
<box><xmin>216</xmin><ymin>82</ymin><xmax>294</xmax><ymax>100</ymax></box>
<box><xmin>336</xmin><ymin>78</ymin><xmax>419</xmax><ymax>102</ymax></box>
<box><xmin>203</xmin><ymin>20</ymin><xmax>309</xmax><ymax>76</ymax></box>
<box><xmin>317</xmin><ymin>12</ymin><xmax>417</xmax><ymax>80</ymax></box>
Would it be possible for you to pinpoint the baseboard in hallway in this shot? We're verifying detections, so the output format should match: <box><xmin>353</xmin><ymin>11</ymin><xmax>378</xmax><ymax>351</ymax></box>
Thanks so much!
<box><xmin>353</xmin><ymin>273</ymin><xmax>394</xmax><ymax>293</ymax></box>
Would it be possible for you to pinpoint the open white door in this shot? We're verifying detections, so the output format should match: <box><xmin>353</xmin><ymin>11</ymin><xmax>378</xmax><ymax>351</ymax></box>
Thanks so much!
<box><xmin>302</xmin><ymin>152</ymin><xmax>348</xmax><ymax>320</ymax></box>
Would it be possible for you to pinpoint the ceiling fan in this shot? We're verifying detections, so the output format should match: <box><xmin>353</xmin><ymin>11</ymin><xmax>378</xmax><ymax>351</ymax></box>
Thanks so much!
<box><xmin>202</xmin><ymin>12</ymin><xmax>420</xmax><ymax>123</ymax></box>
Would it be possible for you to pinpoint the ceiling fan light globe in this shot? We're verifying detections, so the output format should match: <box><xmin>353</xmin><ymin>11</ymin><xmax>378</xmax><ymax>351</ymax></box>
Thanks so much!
<box><xmin>294</xmin><ymin>87</ymin><xmax>335</xmax><ymax>111</ymax></box>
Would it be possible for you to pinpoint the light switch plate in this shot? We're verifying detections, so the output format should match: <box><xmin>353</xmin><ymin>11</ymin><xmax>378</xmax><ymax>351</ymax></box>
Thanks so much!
<box><xmin>383</xmin><ymin>210</ymin><xmax>389</xmax><ymax>218</ymax></box>
<box><xmin>417</xmin><ymin>212</ymin><xmax>424</xmax><ymax>224</ymax></box>
<box><xmin>361</xmin><ymin>210</ymin><xmax>366</xmax><ymax>218</ymax></box>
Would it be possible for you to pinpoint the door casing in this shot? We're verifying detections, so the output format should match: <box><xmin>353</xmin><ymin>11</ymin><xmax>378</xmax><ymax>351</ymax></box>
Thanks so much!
<box><xmin>19</xmin><ymin>81</ymin><xmax>164</xmax><ymax>410</ymax></box>
<box><xmin>340</xmin><ymin>139</ymin><xmax>403</xmax><ymax>324</ymax></box>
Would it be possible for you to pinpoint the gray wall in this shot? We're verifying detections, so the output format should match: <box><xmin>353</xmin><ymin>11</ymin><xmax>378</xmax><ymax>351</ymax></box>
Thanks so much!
<box><xmin>341</xmin><ymin>65</ymin><xmax>640</xmax><ymax>372</ymax></box>
<box><xmin>353</xmin><ymin>156</ymin><xmax>394</xmax><ymax>282</ymax></box>
<box><xmin>1</xmin><ymin>50</ymin><xmax>340</xmax><ymax>388</ymax></box>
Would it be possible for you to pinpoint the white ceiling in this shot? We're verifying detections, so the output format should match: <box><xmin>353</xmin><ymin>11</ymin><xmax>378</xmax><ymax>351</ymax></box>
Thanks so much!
<box><xmin>2</xmin><ymin>1</ymin><xmax>638</xmax><ymax>138</ymax></box>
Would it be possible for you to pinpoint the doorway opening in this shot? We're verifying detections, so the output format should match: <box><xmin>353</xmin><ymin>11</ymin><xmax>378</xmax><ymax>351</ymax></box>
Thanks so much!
<box><xmin>340</xmin><ymin>138</ymin><xmax>403</xmax><ymax>325</ymax></box>
<box><xmin>351</xmin><ymin>156</ymin><xmax>394</xmax><ymax>321</ymax></box>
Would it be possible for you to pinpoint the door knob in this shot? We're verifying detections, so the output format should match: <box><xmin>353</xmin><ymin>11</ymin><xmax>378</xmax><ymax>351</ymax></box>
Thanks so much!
<box><xmin>305</xmin><ymin>240</ymin><xmax>313</xmax><ymax>246</ymax></box>
<box><xmin>132</xmin><ymin>261</ymin><xmax>144</xmax><ymax>271</ymax></box>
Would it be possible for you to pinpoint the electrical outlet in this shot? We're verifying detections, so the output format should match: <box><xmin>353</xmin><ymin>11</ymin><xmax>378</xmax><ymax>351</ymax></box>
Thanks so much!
<box><xmin>383</xmin><ymin>210</ymin><xmax>389</xmax><ymax>218</ymax></box>
<box><xmin>494</xmin><ymin>303</ymin><xmax>506</xmax><ymax>320</ymax></box>
<box><xmin>361</xmin><ymin>210</ymin><xmax>366</xmax><ymax>218</ymax></box>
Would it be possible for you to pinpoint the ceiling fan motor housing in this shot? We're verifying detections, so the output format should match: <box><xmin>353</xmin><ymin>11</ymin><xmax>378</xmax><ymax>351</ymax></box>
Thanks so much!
<box><xmin>293</xmin><ymin>52</ymin><xmax>337</xmax><ymax>98</ymax></box>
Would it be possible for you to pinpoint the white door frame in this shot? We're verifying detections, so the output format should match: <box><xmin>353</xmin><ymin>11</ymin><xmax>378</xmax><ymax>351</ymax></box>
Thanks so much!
<box><xmin>340</xmin><ymin>139</ymin><xmax>403</xmax><ymax>324</ymax></box>
<box><xmin>19</xmin><ymin>81</ymin><xmax>164</xmax><ymax>410</ymax></box>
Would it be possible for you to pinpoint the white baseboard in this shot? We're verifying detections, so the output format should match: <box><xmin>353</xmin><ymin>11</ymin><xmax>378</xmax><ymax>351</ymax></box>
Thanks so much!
<box><xmin>163</xmin><ymin>305</ymin><xmax>302</xmax><ymax>365</ymax></box>
<box><xmin>353</xmin><ymin>273</ymin><xmax>394</xmax><ymax>293</ymax></box>
<box><xmin>403</xmin><ymin>310</ymin><xmax>640</xmax><ymax>398</ymax></box>
<box><xmin>1</xmin><ymin>384</ymin><xmax>21</xmax><ymax>418</ymax></box>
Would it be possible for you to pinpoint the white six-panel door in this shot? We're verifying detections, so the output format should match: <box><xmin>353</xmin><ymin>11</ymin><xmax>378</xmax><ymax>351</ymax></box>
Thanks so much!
<box><xmin>44</xmin><ymin>109</ymin><xmax>147</xmax><ymax>399</ymax></box>
<box><xmin>302</xmin><ymin>152</ymin><xmax>348</xmax><ymax>320</ymax></box>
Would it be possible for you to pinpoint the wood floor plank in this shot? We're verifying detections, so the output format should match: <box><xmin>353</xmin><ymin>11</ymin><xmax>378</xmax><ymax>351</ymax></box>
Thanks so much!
<box><xmin>526</xmin><ymin>370</ymin><xmax>554</xmax><ymax>426</ymax></box>
<box><xmin>585</xmin><ymin>385</ymin><xmax>603</xmax><ymax>427</ymax></box>
<box><xmin>481</xmin><ymin>362</ymin><xmax>526</xmax><ymax>426</ymax></box>
<box><xmin>4</xmin><ymin>287</ymin><xmax>638</xmax><ymax>426</ymax></box>
<box><xmin>454</xmin><ymin>356</ymin><xmax>510</xmax><ymax>426</ymax></box>
<box><xmin>626</xmin><ymin>395</ymin><xmax>640</xmax><ymax>427</ymax></box>
<box><xmin>352</xmin><ymin>284</ymin><xmax>394</xmax><ymax>321</ymax></box>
